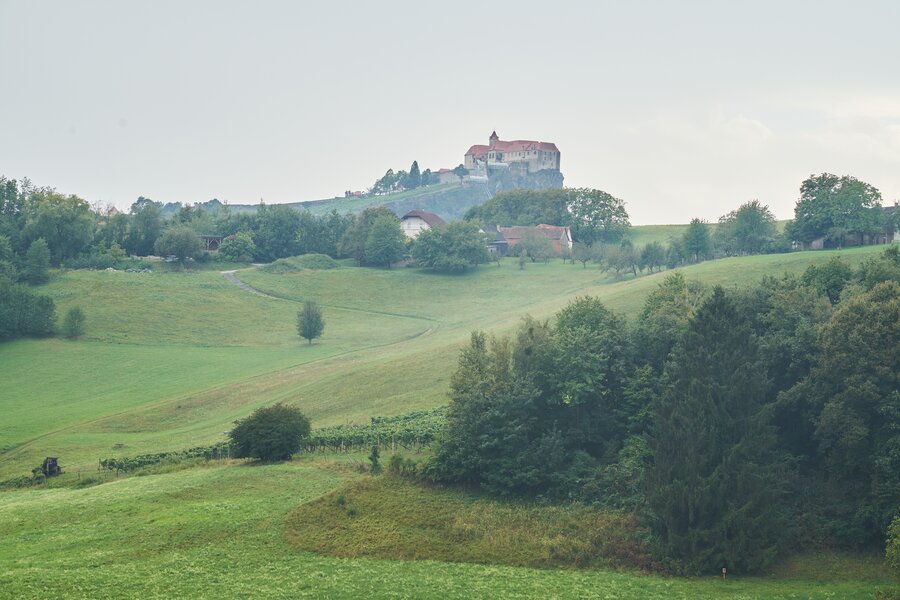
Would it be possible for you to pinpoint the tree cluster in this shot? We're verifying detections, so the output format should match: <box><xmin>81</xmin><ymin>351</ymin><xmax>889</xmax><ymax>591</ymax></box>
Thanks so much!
<box><xmin>427</xmin><ymin>247</ymin><xmax>900</xmax><ymax>574</ymax></box>
<box><xmin>464</xmin><ymin>188</ymin><xmax>630</xmax><ymax>245</ymax></box>
<box><xmin>338</xmin><ymin>208</ymin><xmax>406</xmax><ymax>267</ymax></box>
<box><xmin>370</xmin><ymin>161</ymin><xmax>440</xmax><ymax>195</ymax></box>
<box><xmin>410</xmin><ymin>221</ymin><xmax>489</xmax><ymax>273</ymax></box>
<box><xmin>0</xmin><ymin>176</ymin><xmax>360</xmax><ymax>270</ymax></box>
<box><xmin>788</xmin><ymin>173</ymin><xmax>886</xmax><ymax>247</ymax></box>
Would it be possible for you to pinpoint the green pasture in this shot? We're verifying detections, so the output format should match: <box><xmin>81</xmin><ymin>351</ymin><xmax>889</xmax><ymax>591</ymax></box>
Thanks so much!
<box><xmin>0</xmin><ymin>461</ymin><xmax>889</xmax><ymax>599</ymax></box>
<box><xmin>0</xmin><ymin>245</ymin><xmax>895</xmax><ymax>598</ymax></box>
<box><xmin>0</xmin><ymin>246</ymin><xmax>885</xmax><ymax>478</ymax></box>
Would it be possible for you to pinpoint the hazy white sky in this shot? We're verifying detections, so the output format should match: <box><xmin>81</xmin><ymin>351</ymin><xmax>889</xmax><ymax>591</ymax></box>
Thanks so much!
<box><xmin>2</xmin><ymin>0</ymin><xmax>899</xmax><ymax>224</ymax></box>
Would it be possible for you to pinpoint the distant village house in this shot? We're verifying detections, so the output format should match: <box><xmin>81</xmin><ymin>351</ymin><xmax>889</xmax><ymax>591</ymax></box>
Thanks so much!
<box><xmin>497</xmin><ymin>224</ymin><xmax>573</xmax><ymax>254</ymax></box>
<box><xmin>400</xmin><ymin>210</ymin><xmax>447</xmax><ymax>239</ymax></box>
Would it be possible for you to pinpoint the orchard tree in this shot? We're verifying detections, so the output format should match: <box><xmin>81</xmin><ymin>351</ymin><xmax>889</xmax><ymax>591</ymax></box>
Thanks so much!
<box><xmin>682</xmin><ymin>218</ymin><xmax>712</xmax><ymax>262</ymax></box>
<box><xmin>296</xmin><ymin>301</ymin><xmax>325</xmax><ymax>344</ymax></box>
<box><xmin>519</xmin><ymin>231</ymin><xmax>556</xmax><ymax>262</ymax></box>
<box><xmin>154</xmin><ymin>226</ymin><xmax>202</xmax><ymax>267</ymax></box>
<box><xmin>640</xmin><ymin>241</ymin><xmax>666</xmax><ymax>272</ymax></box>
<box><xmin>364</xmin><ymin>214</ymin><xmax>406</xmax><ymax>268</ymax></box>
<box><xmin>717</xmin><ymin>200</ymin><xmax>777</xmax><ymax>255</ymax></box>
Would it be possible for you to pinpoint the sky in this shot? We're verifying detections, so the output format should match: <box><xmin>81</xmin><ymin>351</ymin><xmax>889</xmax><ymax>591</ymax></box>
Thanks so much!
<box><xmin>1</xmin><ymin>0</ymin><xmax>899</xmax><ymax>224</ymax></box>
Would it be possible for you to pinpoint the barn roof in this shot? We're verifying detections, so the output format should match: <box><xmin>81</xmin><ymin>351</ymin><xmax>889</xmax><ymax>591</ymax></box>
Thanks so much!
<box><xmin>498</xmin><ymin>224</ymin><xmax>570</xmax><ymax>241</ymax></box>
<box><xmin>401</xmin><ymin>210</ymin><xmax>446</xmax><ymax>228</ymax></box>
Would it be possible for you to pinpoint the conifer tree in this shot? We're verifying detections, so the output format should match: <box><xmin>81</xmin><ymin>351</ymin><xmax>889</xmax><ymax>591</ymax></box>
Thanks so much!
<box><xmin>646</xmin><ymin>287</ymin><xmax>786</xmax><ymax>574</ymax></box>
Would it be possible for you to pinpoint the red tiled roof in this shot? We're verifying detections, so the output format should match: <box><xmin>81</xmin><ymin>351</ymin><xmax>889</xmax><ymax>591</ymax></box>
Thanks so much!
<box><xmin>498</xmin><ymin>224</ymin><xmax>570</xmax><ymax>241</ymax></box>
<box><xmin>401</xmin><ymin>210</ymin><xmax>446</xmax><ymax>228</ymax></box>
<box><xmin>466</xmin><ymin>139</ymin><xmax>559</xmax><ymax>157</ymax></box>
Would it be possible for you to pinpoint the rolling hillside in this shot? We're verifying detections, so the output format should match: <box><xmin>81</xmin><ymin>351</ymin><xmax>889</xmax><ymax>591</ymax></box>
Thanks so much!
<box><xmin>228</xmin><ymin>181</ymin><xmax>492</xmax><ymax>221</ymax></box>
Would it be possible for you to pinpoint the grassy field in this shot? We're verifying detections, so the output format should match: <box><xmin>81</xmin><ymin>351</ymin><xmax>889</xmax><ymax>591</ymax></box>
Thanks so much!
<box><xmin>0</xmin><ymin>245</ymin><xmax>895</xmax><ymax>598</ymax></box>
<box><xmin>0</xmin><ymin>460</ymin><xmax>891</xmax><ymax>599</ymax></box>
<box><xmin>0</xmin><ymin>246</ymin><xmax>886</xmax><ymax>479</ymax></box>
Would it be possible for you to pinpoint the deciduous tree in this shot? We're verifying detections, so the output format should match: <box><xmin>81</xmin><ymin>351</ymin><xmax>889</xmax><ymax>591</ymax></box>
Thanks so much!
<box><xmin>296</xmin><ymin>301</ymin><xmax>325</xmax><ymax>344</ymax></box>
<box><xmin>364</xmin><ymin>215</ymin><xmax>405</xmax><ymax>268</ymax></box>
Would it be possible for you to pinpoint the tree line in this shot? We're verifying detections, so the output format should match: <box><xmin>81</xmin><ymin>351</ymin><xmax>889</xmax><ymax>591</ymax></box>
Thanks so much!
<box><xmin>421</xmin><ymin>246</ymin><xmax>900</xmax><ymax>574</ymax></box>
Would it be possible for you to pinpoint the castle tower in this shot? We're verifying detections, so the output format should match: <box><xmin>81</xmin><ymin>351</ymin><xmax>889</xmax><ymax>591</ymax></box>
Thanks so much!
<box><xmin>489</xmin><ymin>130</ymin><xmax>499</xmax><ymax>147</ymax></box>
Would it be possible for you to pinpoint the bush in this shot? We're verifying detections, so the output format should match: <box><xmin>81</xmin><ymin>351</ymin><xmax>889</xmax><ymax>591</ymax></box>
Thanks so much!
<box><xmin>0</xmin><ymin>279</ymin><xmax>56</xmax><ymax>339</ymax></box>
<box><xmin>260</xmin><ymin>253</ymin><xmax>340</xmax><ymax>274</ymax></box>
<box><xmin>219</xmin><ymin>232</ymin><xmax>256</xmax><ymax>262</ymax></box>
<box><xmin>62</xmin><ymin>306</ymin><xmax>85</xmax><ymax>339</ymax></box>
<box><xmin>228</xmin><ymin>403</ymin><xmax>311</xmax><ymax>462</ymax></box>
<box><xmin>63</xmin><ymin>254</ymin><xmax>117</xmax><ymax>270</ymax></box>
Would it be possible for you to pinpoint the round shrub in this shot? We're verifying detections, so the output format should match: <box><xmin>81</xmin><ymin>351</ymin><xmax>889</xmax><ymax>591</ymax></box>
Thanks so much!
<box><xmin>228</xmin><ymin>404</ymin><xmax>311</xmax><ymax>462</ymax></box>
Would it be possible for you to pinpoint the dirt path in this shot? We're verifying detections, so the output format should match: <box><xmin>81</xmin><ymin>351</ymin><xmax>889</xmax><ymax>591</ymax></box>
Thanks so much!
<box><xmin>220</xmin><ymin>270</ymin><xmax>282</xmax><ymax>300</ymax></box>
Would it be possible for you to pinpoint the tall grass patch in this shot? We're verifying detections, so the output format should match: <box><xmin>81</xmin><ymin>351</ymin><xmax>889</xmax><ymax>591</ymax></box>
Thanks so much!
<box><xmin>285</xmin><ymin>476</ymin><xmax>656</xmax><ymax>570</ymax></box>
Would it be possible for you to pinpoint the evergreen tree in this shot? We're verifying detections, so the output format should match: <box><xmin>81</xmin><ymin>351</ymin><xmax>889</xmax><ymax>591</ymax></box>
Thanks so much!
<box><xmin>24</xmin><ymin>238</ymin><xmax>50</xmax><ymax>284</ymax></box>
<box><xmin>364</xmin><ymin>215</ymin><xmax>405</xmax><ymax>268</ymax></box>
<box><xmin>646</xmin><ymin>287</ymin><xmax>786</xmax><ymax>574</ymax></box>
<box><xmin>407</xmin><ymin>161</ymin><xmax>421</xmax><ymax>189</ymax></box>
<box><xmin>296</xmin><ymin>301</ymin><xmax>325</xmax><ymax>344</ymax></box>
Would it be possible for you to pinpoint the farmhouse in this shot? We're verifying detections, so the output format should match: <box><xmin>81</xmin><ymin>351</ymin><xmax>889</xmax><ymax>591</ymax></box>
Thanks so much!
<box><xmin>464</xmin><ymin>131</ymin><xmax>561</xmax><ymax>174</ymax></box>
<box><xmin>400</xmin><ymin>210</ymin><xmax>446</xmax><ymax>239</ymax></box>
<box><xmin>496</xmin><ymin>224</ymin><xmax>573</xmax><ymax>254</ymax></box>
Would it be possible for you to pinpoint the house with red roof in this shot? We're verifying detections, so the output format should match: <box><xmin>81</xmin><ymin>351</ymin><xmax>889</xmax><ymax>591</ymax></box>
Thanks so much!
<box><xmin>464</xmin><ymin>131</ymin><xmax>561</xmax><ymax>174</ymax></box>
<box><xmin>498</xmin><ymin>224</ymin><xmax>573</xmax><ymax>254</ymax></box>
<box><xmin>400</xmin><ymin>210</ymin><xmax>447</xmax><ymax>239</ymax></box>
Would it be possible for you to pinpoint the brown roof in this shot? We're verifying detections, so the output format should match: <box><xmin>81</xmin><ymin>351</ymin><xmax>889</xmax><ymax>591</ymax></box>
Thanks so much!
<box><xmin>498</xmin><ymin>224</ymin><xmax>570</xmax><ymax>241</ymax></box>
<box><xmin>466</xmin><ymin>139</ymin><xmax>559</xmax><ymax>158</ymax></box>
<box><xmin>401</xmin><ymin>210</ymin><xmax>446</xmax><ymax>228</ymax></box>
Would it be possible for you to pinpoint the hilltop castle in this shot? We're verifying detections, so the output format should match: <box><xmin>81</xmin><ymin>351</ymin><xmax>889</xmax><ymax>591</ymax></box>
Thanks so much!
<box><xmin>464</xmin><ymin>131</ymin><xmax>561</xmax><ymax>174</ymax></box>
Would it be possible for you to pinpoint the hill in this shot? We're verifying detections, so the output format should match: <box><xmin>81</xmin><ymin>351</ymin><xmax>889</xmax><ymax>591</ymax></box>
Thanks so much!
<box><xmin>227</xmin><ymin>181</ymin><xmax>492</xmax><ymax>221</ymax></box>
<box><xmin>0</xmin><ymin>246</ymin><xmax>885</xmax><ymax>479</ymax></box>
<box><xmin>0</xmin><ymin>246</ymin><xmax>894</xmax><ymax>599</ymax></box>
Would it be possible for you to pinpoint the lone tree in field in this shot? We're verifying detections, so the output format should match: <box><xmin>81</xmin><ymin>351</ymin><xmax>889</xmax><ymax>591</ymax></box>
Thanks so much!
<box><xmin>297</xmin><ymin>301</ymin><xmax>325</xmax><ymax>344</ymax></box>
<box><xmin>62</xmin><ymin>306</ymin><xmax>85</xmax><ymax>339</ymax></box>
<box><xmin>229</xmin><ymin>403</ymin><xmax>311</xmax><ymax>462</ymax></box>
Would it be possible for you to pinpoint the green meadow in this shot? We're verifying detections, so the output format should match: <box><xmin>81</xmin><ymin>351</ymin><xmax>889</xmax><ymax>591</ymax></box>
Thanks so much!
<box><xmin>0</xmin><ymin>460</ymin><xmax>890</xmax><ymax>599</ymax></box>
<box><xmin>0</xmin><ymin>243</ymin><xmax>894</xmax><ymax>598</ymax></box>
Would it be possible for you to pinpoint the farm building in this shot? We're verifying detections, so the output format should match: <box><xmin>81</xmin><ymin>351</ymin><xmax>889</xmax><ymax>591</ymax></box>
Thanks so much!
<box><xmin>498</xmin><ymin>224</ymin><xmax>574</xmax><ymax>254</ymax></box>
